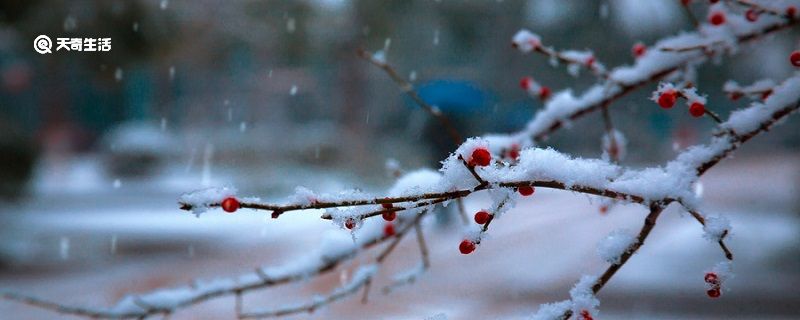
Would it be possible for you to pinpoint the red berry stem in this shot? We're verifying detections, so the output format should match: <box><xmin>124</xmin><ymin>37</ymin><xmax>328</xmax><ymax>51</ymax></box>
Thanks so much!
<box><xmin>702</xmin><ymin>107</ymin><xmax>723</xmax><ymax>123</ymax></box>
<box><xmin>458</xmin><ymin>154</ymin><xmax>488</xmax><ymax>186</ymax></box>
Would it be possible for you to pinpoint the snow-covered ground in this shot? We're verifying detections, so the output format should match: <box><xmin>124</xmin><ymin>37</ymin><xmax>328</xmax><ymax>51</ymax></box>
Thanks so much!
<box><xmin>0</xmin><ymin>153</ymin><xmax>798</xmax><ymax>319</ymax></box>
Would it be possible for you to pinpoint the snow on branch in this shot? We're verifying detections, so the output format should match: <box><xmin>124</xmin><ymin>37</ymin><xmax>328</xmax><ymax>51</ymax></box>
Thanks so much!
<box><xmin>238</xmin><ymin>265</ymin><xmax>378</xmax><ymax>319</ymax></box>
<box><xmin>512</xmin><ymin>29</ymin><xmax>608</xmax><ymax>79</ymax></box>
<box><xmin>514</xmin><ymin>13</ymin><xmax>796</xmax><ymax>144</ymax></box>
<box><xmin>2</xmin><ymin>210</ymin><xmax>429</xmax><ymax>319</ymax></box>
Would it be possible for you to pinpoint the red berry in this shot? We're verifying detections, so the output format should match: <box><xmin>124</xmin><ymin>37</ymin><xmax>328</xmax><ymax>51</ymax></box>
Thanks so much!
<box><xmin>745</xmin><ymin>9</ymin><xmax>759</xmax><ymax>22</ymax></box>
<box><xmin>539</xmin><ymin>86</ymin><xmax>551</xmax><ymax>100</ymax></box>
<box><xmin>382</xmin><ymin>210</ymin><xmax>396</xmax><ymax>222</ymax></box>
<box><xmin>580</xmin><ymin>310</ymin><xmax>594</xmax><ymax>320</ymax></box>
<box><xmin>520</xmin><ymin>77</ymin><xmax>533</xmax><ymax>90</ymax></box>
<box><xmin>459</xmin><ymin>239</ymin><xmax>476</xmax><ymax>254</ymax></box>
<box><xmin>689</xmin><ymin>102</ymin><xmax>705</xmax><ymax>118</ymax></box>
<box><xmin>508</xmin><ymin>144</ymin><xmax>520</xmax><ymax>160</ymax></box>
<box><xmin>599</xmin><ymin>205</ymin><xmax>608</xmax><ymax>214</ymax></box>
<box><xmin>658</xmin><ymin>90</ymin><xmax>677</xmax><ymax>109</ymax></box>
<box><xmin>709</xmin><ymin>0</ymin><xmax>719</xmax><ymax>3</ymax></box>
<box><xmin>709</xmin><ymin>11</ymin><xmax>726</xmax><ymax>26</ymax></box>
<box><xmin>707</xmin><ymin>288</ymin><xmax>721</xmax><ymax>298</ymax></box>
<box><xmin>383</xmin><ymin>223</ymin><xmax>395</xmax><ymax>236</ymax></box>
<box><xmin>632</xmin><ymin>43</ymin><xmax>646</xmax><ymax>58</ymax></box>
<box><xmin>704</xmin><ymin>272</ymin><xmax>719</xmax><ymax>284</ymax></box>
<box><xmin>586</xmin><ymin>56</ymin><xmax>595</xmax><ymax>67</ymax></box>
<box><xmin>221</xmin><ymin>197</ymin><xmax>240</xmax><ymax>213</ymax></box>
<box><xmin>381</xmin><ymin>201</ymin><xmax>393</xmax><ymax>209</ymax></box>
<box><xmin>681</xmin><ymin>0</ymin><xmax>691</xmax><ymax>6</ymax></box>
<box><xmin>345</xmin><ymin>218</ymin><xmax>356</xmax><ymax>230</ymax></box>
<box><xmin>728</xmin><ymin>91</ymin><xmax>743</xmax><ymax>101</ymax></box>
<box><xmin>518</xmin><ymin>186</ymin><xmax>535</xmax><ymax>196</ymax></box>
<box><xmin>470</xmin><ymin>148</ymin><xmax>492</xmax><ymax>167</ymax></box>
<box><xmin>791</xmin><ymin>51</ymin><xmax>800</xmax><ymax>67</ymax></box>
<box><xmin>474</xmin><ymin>210</ymin><xmax>491</xmax><ymax>225</ymax></box>
<box><xmin>787</xmin><ymin>6</ymin><xmax>797</xmax><ymax>18</ymax></box>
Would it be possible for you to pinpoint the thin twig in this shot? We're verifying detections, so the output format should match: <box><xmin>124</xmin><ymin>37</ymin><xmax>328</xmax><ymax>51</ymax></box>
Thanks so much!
<box><xmin>600</xmin><ymin>103</ymin><xmax>620</xmax><ymax>163</ymax></box>
<box><xmin>704</xmin><ymin>109</ymin><xmax>723</xmax><ymax>124</ymax></box>
<box><xmin>728</xmin><ymin>0</ymin><xmax>786</xmax><ymax>17</ymax></box>
<box><xmin>561</xmin><ymin>202</ymin><xmax>667</xmax><ymax>320</ymax></box>
<box><xmin>455</xmin><ymin>198</ymin><xmax>469</xmax><ymax>225</ymax></box>
<box><xmin>524</xmin><ymin>41</ymin><xmax>610</xmax><ymax>80</ymax></box>
<box><xmin>183</xmin><ymin>180</ymin><xmax>653</xmax><ymax>216</ymax></box>
<box><xmin>414</xmin><ymin>220</ymin><xmax>430</xmax><ymax>269</ymax></box>
<box><xmin>681</xmin><ymin>204</ymin><xmax>734</xmax><ymax>260</ymax></box>
<box><xmin>357</xmin><ymin>48</ymin><xmax>463</xmax><ymax>146</ymax></box>
<box><xmin>681</xmin><ymin>1</ymin><xmax>700</xmax><ymax>28</ymax></box>
<box><xmin>240</xmin><ymin>211</ymin><xmax>426</xmax><ymax>319</ymax></box>
<box><xmin>458</xmin><ymin>154</ymin><xmax>488</xmax><ymax>186</ymax></box>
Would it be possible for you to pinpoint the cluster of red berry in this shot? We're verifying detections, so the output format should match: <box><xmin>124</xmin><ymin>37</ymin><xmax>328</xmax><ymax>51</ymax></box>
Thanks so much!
<box><xmin>459</xmin><ymin>149</ymin><xmax>492</xmax><ymax>254</ymax></box>
<box><xmin>704</xmin><ymin>272</ymin><xmax>722</xmax><ymax>298</ymax></box>
<box><xmin>680</xmin><ymin>0</ymin><xmax>798</xmax><ymax>25</ymax></box>
<box><xmin>520</xmin><ymin>76</ymin><xmax>551</xmax><ymax>101</ymax></box>
<box><xmin>381</xmin><ymin>201</ymin><xmax>396</xmax><ymax>236</ymax></box>
<box><xmin>470</xmin><ymin>147</ymin><xmax>535</xmax><ymax>196</ymax></box>
<box><xmin>458</xmin><ymin>147</ymin><xmax>536</xmax><ymax>255</ymax></box>
<box><xmin>656</xmin><ymin>88</ymin><xmax>707</xmax><ymax>118</ymax></box>
<box><xmin>580</xmin><ymin>309</ymin><xmax>594</xmax><ymax>320</ymax></box>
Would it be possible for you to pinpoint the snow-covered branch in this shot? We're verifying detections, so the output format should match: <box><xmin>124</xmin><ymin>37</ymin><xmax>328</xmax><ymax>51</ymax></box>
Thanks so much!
<box><xmin>514</xmin><ymin>12</ymin><xmax>795</xmax><ymax>143</ymax></box>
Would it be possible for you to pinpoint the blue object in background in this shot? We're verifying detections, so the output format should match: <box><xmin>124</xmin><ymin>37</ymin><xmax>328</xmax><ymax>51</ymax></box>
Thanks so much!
<box><xmin>411</xmin><ymin>80</ymin><xmax>490</xmax><ymax>114</ymax></box>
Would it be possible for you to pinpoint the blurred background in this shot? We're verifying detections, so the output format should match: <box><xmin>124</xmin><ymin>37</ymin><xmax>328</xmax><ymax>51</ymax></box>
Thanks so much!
<box><xmin>0</xmin><ymin>0</ymin><xmax>798</xmax><ymax>319</ymax></box>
